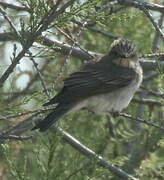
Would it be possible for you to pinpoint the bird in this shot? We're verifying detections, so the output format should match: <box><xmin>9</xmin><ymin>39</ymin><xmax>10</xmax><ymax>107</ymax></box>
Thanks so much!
<box><xmin>32</xmin><ymin>38</ymin><xmax>143</xmax><ymax>132</ymax></box>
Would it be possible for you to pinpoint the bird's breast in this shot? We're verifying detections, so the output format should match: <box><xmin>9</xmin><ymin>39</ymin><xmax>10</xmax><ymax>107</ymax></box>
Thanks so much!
<box><xmin>73</xmin><ymin>66</ymin><xmax>142</xmax><ymax>113</ymax></box>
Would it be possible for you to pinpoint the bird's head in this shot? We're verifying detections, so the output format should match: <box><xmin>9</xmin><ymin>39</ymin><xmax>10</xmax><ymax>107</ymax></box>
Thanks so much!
<box><xmin>110</xmin><ymin>38</ymin><xmax>138</xmax><ymax>61</ymax></box>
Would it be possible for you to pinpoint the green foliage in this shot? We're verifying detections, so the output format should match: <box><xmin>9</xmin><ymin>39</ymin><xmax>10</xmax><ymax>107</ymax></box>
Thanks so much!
<box><xmin>0</xmin><ymin>0</ymin><xmax>163</xmax><ymax>179</ymax></box>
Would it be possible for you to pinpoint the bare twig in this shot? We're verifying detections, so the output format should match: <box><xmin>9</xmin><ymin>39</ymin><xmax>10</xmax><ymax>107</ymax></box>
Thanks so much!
<box><xmin>139</xmin><ymin>53</ymin><xmax>164</xmax><ymax>59</ymax></box>
<box><xmin>0</xmin><ymin>107</ymin><xmax>54</xmax><ymax>121</ymax></box>
<box><xmin>66</xmin><ymin>21</ymin><xmax>88</xmax><ymax>57</ymax></box>
<box><xmin>152</xmin><ymin>12</ymin><xmax>164</xmax><ymax>52</ymax></box>
<box><xmin>139</xmin><ymin>60</ymin><xmax>164</xmax><ymax>71</ymax></box>
<box><xmin>57</xmin><ymin>27</ymin><xmax>94</xmax><ymax>59</ymax></box>
<box><xmin>65</xmin><ymin>167</ymin><xmax>86</xmax><ymax>180</ymax></box>
<box><xmin>42</xmin><ymin>37</ymin><xmax>97</xmax><ymax>61</ymax></box>
<box><xmin>138</xmin><ymin>2</ymin><xmax>164</xmax><ymax>41</ymax></box>
<box><xmin>140</xmin><ymin>87</ymin><xmax>164</xmax><ymax>99</ymax></box>
<box><xmin>0</xmin><ymin>90</ymin><xmax>36</xmax><ymax>96</ymax></box>
<box><xmin>98</xmin><ymin>0</ymin><xmax>164</xmax><ymax>13</ymax></box>
<box><xmin>28</xmin><ymin>51</ymin><xmax>50</xmax><ymax>97</ymax></box>
<box><xmin>72</xmin><ymin>20</ymin><xmax>118</xmax><ymax>39</ymax></box>
<box><xmin>0</xmin><ymin>0</ymin><xmax>163</xmax><ymax>14</ymax></box>
<box><xmin>0</xmin><ymin>47</ymin><xmax>31</xmax><ymax>88</ymax></box>
<box><xmin>119</xmin><ymin>113</ymin><xmax>164</xmax><ymax>131</ymax></box>
<box><xmin>96</xmin><ymin>0</ymin><xmax>119</xmax><ymax>12</ymax></box>
<box><xmin>0</xmin><ymin>134</ymin><xmax>33</xmax><ymax>141</ymax></box>
<box><xmin>1</xmin><ymin>104</ymin><xmax>164</xmax><ymax>133</ymax></box>
<box><xmin>0</xmin><ymin>7</ymin><xmax>22</xmax><ymax>41</ymax></box>
<box><xmin>0</xmin><ymin>2</ymin><xmax>30</xmax><ymax>12</ymax></box>
<box><xmin>133</xmin><ymin>98</ymin><xmax>163</xmax><ymax>106</ymax></box>
<box><xmin>143</xmin><ymin>72</ymin><xmax>159</xmax><ymax>81</ymax></box>
<box><xmin>5</xmin><ymin>61</ymin><xmax>51</xmax><ymax>103</ymax></box>
<box><xmin>36</xmin><ymin>0</ymin><xmax>75</xmax><ymax>36</ymax></box>
<box><xmin>118</xmin><ymin>0</ymin><xmax>164</xmax><ymax>13</ymax></box>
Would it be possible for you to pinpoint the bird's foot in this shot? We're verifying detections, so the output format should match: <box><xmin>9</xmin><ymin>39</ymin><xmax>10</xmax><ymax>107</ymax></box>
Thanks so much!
<box><xmin>110</xmin><ymin>111</ymin><xmax>120</xmax><ymax>118</ymax></box>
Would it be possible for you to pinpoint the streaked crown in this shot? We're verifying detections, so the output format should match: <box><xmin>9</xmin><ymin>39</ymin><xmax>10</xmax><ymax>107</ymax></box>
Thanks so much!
<box><xmin>110</xmin><ymin>38</ymin><xmax>137</xmax><ymax>59</ymax></box>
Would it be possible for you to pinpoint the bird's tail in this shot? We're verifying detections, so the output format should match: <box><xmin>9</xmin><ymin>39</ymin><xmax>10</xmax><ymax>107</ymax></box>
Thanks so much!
<box><xmin>31</xmin><ymin>104</ymin><xmax>71</xmax><ymax>132</ymax></box>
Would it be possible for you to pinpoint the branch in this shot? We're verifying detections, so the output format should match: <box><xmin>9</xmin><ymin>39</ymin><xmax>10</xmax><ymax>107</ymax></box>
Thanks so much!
<box><xmin>118</xmin><ymin>0</ymin><xmax>164</xmax><ymax>13</ymax></box>
<box><xmin>133</xmin><ymin>98</ymin><xmax>163</xmax><ymax>106</ymax></box>
<box><xmin>143</xmin><ymin>72</ymin><xmax>159</xmax><ymax>82</ymax></box>
<box><xmin>42</xmin><ymin>37</ymin><xmax>164</xmax><ymax>70</ymax></box>
<box><xmin>6</xmin><ymin>61</ymin><xmax>51</xmax><ymax>103</ymax></box>
<box><xmin>119</xmin><ymin>113</ymin><xmax>164</xmax><ymax>131</ymax></box>
<box><xmin>110</xmin><ymin>0</ymin><xmax>164</xmax><ymax>41</ymax></box>
<box><xmin>1</xmin><ymin>0</ymin><xmax>163</xmax><ymax>13</ymax></box>
<box><xmin>57</xmin><ymin>127</ymin><xmax>138</xmax><ymax>180</ymax></box>
<box><xmin>42</xmin><ymin>37</ymin><xmax>96</xmax><ymax>61</ymax></box>
<box><xmin>72</xmin><ymin>20</ymin><xmax>118</xmax><ymax>39</ymax></box>
<box><xmin>137</xmin><ymin>2</ymin><xmax>164</xmax><ymax>41</ymax></box>
<box><xmin>56</xmin><ymin>27</ymin><xmax>94</xmax><ymax>59</ymax></box>
<box><xmin>139</xmin><ymin>60</ymin><xmax>164</xmax><ymax>72</ymax></box>
<box><xmin>102</xmin><ymin>0</ymin><xmax>164</xmax><ymax>40</ymax></box>
<box><xmin>1</xmin><ymin>105</ymin><xmax>164</xmax><ymax>135</ymax></box>
<box><xmin>35</xmin><ymin>0</ymin><xmax>75</xmax><ymax>36</ymax></box>
<box><xmin>0</xmin><ymin>107</ymin><xmax>53</xmax><ymax>121</ymax></box>
<box><xmin>0</xmin><ymin>47</ymin><xmax>31</xmax><ymax>88</ymax></box>
<box><xmin>44</xmin><ymin>38</ymin><xmax>164</xmax><ymax>71</ymax></box>
<box><xmin>0</xmin><ymin>134</ymin><xmax>33</xmax><ymax>141</ymax></box>
<box><xmin>0</xmin><ymin>32</ymin><xmax>163</xmax><ymax>71</ymax></box>
<box><xmin>0</xmin><ymin>7</ymin><xmax>21</xmax><ymax>40</ymax></box>
<box><xmin>27</xmin><ymin>51</ymin><xmax>50</xmax><ymax>97</ymax></box>
<box><xmin>140</xmin><ymin>87</ymin><xmax>164</xmax><ymax>99</ymax></box>
<box><xmin>139</xmin><ymin>53</ymin><xmax>164</xmax><ymax>59</ymax></box>
<box><xmin>152</xmin><ymin>12</ymin><xmax>164</xmax><ymax>52</ymax></box>
<box><xmin>0</xmin><ymin>2</ymin><xmax>30</xmax><ymax>12</ymax></box>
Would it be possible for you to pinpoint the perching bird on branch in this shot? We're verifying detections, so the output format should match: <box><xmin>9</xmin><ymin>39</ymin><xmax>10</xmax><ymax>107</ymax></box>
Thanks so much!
<box><xmin>32</xmin><ymin>38</ymin><xmax>143</xmax><ymax>132</ymax></box>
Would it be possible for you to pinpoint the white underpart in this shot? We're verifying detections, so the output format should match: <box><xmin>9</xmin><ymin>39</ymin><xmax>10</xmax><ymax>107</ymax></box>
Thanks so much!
<box><xmin>73</xmin><ymin>63</ymin><xmax>143</xmax><ymax>113</ymax></box>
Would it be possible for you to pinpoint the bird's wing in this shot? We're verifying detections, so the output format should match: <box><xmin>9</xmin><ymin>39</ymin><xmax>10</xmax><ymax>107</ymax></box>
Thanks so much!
<box><xmin>44</xmin><ymin>62</ymin><xmax>137</xmax><ymax>106</ymax></box>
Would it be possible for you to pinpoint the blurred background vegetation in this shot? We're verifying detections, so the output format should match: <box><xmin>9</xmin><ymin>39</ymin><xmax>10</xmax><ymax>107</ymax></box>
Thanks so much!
<box><xmin>0</xmin><ymin>0</ymin><xmax>163</xmax><ymax>179</ymax></box>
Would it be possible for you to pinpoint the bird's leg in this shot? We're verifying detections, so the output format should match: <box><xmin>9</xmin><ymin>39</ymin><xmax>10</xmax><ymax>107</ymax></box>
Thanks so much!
<box><xmin>110</xmin><ymin>111</ymin><xmax>120</xmax><ymax>118</ymax></box>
